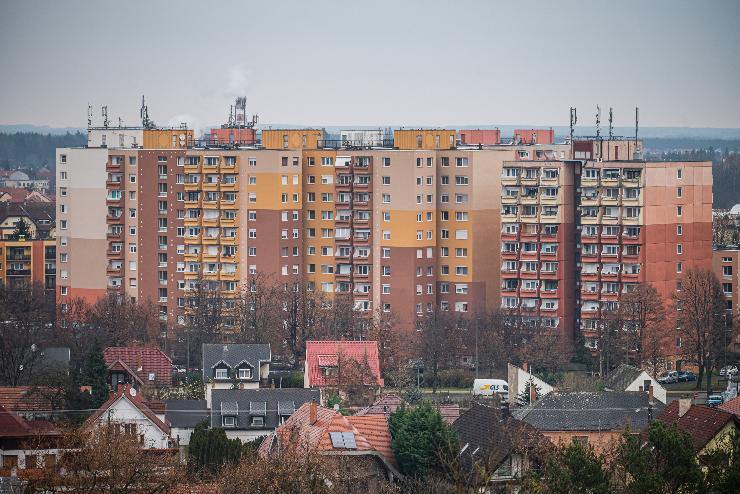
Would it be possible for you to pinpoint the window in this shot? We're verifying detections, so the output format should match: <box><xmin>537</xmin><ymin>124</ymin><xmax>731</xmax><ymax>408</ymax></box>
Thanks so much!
<box><xmin>677</xmin><ymin>187</ymin><xmax>682</xmax><ymax>198</ymax></box>
<box><xmin>677</xmin><ymin>244</ymin><xmax>683</xmax><ymax>255</ymax></box>
<box><xmin>677</xmin><ymin>262</ymin><xmax>683</xmax><ymax>273</ymax></box>
<box><xmin>215</xmin><ymin>368</ymin><xmax>228</xmax><ymax>379</ymax></box>
<box><xmin>222</xmin><ymin>416</ymin><xmax>236</xmax><ymax>427</ymax></box>
<box><xmin>238</xmin><ymin>368</ymin><xmax>252</xmax><ymax>379</ymax></box>
<box><xmin>677</xmin><ymin>206</ymin><xmax>682</xmax><ymax>216</ymax></box>
<box><xmin>677</xmin><ymin>225</ymin><xmax>683</xmax><ymax>235</ymax></box>
<box><xmin>677</xmin><ymin>168</ymin><xmax>682</xmax><ymax>179</ymax></box>
<box><xmin>724</xmin><ymin>266</ymin><xmax>733</xmax><ymax>276</ymax></box>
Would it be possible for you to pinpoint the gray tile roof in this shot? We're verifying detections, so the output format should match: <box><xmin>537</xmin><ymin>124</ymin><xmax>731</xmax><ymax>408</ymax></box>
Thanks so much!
<box><xmin>603</xmin><ymin>364</ymin><xmax>644</xmax><ymax>391</ymax></box>
<box><xmin>202</xmin><ymin>344</ymin><xmax>271</xmax><ymax>383</ymax></box>
<box><xmin>164</xmin><ymin>400</ymin><xmax>208</xmax><ymax>429</ymax></box>
<box><xmin>512</xmin><ymin>391</ymin><xmax>662</xmax><ymax>432</ymax></box>
<box><xmin>211</xmin><ymin>388</ymin><xmax>320</xmax><ymax>431</ymax></box>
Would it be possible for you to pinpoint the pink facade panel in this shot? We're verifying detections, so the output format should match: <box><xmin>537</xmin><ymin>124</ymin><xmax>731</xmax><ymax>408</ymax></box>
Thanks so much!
<box><xmin>459</xmin><ymin>129</ymin><xmax>500</xmax><ymax>145</ymax></box>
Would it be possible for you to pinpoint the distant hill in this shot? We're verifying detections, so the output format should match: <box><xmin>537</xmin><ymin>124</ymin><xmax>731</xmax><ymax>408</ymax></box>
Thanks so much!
<box><xmin>0</xmin><ymin>131</ymin><xmax>87</xmax><ymax>170</ymax></box>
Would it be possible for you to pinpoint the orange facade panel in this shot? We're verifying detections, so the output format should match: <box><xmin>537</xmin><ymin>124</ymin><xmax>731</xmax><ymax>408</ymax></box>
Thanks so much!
<box><xmin>393</xmin><ymin>129</ymin><xmax>456</xmax><ymax>150</ymax></box>
<box><xmin>143</xmin><ymin>129</ymin><xmax>194</xmax><ymax>149</ymax></box>
<box><xmin>261</xmin><ymin>129</ymin><xmax>323</xmax><ymax>150</ymax></box>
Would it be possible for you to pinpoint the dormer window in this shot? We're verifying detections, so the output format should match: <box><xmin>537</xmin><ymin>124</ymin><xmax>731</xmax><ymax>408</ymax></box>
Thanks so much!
<box><xmin>215</xmin><ymin>368</ymin><xmax>228</xmax><ymax>379</ymax></box>
<box><xmin>251</xmin><ymin>416</ymin><xmax>264</xmax><ymax>426</ymax></box>
<box><xmin>222</xmin><ymin>416</ymin><xmax>236</xmax><ymax>428</ymax></box>
<box><xmin>238</xmin><ymin>368</ymin><xmax>252</xmax><ymax>380</ymax></box>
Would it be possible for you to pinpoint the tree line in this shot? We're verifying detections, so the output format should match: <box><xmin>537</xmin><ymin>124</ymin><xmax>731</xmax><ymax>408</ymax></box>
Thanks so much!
<box><xmin>0</xmin><ymin>131</ymin><xmax>86</xmax><ymax>171</ymax></box>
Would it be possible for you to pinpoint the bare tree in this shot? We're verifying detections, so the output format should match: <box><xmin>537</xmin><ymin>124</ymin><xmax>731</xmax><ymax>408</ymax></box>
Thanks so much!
<box><xmin>31</xmin><ymin>426</ymin><xmax>182</xmax><ymax>493</ymax></box>
<box><xmin>618</xmin><ymin>283</ymin><xmax>670</xmax><ymax>375</ymax></box>
<box><xmin>674</xmin><ymin>268</ymin><xmax>731</xmax><ymax>393</ymax></box>
<box><xmin>0</xmin><ymin>282</ymin><xmax>54</xmax><ymax>385</ymax></box>
<box><xmin>232</xmin><ymin>272</ymin><xmax>282</xmax><ymax>346</ymax></box>
<box><xmin>87</xmin><ymin>294</ymin><xmax>159</xmax><ymax>346</ymax></box>
<box><xmin>183</xmin><ymin>277</ymin><xmax>225</xmax><ymax>371</ymax></box>
<box><xmin>417</xmin><ymin>310</ymin><xmax>462</xmax><ymax>393</ymax></box>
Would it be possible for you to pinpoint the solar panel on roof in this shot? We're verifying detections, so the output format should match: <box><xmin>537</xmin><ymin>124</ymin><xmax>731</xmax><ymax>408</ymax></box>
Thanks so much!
<box><xmin>329</xmin><ymin>431</ymin><xmax>357</xmax><ymax>449</ymax></box>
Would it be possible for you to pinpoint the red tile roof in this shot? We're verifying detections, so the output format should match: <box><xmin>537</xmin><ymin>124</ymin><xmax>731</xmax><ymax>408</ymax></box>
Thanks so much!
<box><xmin>104</xmin><ymin>346</ymin><xmax>172</xmax><ymax>386</ymax></box>
<box><xmin>305</xmin><ymin>341</ymin><xmax>383</xmax><ymax>387</ymax></box>
<box><xmin>719</xmin><ymin>395</ymin><xmax>740</xmax><ymax>417</ymax></box>
<box><xmin>657</xmin><ymin>402</ymin><xmax>738</xmax><ymax>452</ymax></box>
<box><xmin>0</xmin><ymin>386</ymin><xmax>55</xmax><ymax>412</ymax></box>
<box><xmin>260</xmin><ymin>402</ymin><xmax>398</xmax><ymax>471</ymax></box>
<box><xmin>85</xmin><ymin>385</ymin><xmax>170</xmax><ymax>434</ymax></box>
<box><xmin>0</xmin><ymin>405</ymin><xmax>60</xmax><ymax>438</ymax></box>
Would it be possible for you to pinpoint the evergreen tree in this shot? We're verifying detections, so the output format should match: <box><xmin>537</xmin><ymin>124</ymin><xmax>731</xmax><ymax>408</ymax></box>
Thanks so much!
<box><xmin>615</xmin><ymin>421</ymin><xmax>702</xmax><ymax>493</ymax></box>
<box><xmin>9</xmin><ymin>219</ymin><xmax>32</xmax><ymax>240</ymax></box>
<box><xmin>79</xmin><ymin>345</ymin><xmax>109</xmax><ymax>408</ymax></box>
<box><xmin>189</xmin><ymin>421</ymin><xmax>244</xmax><ymax>474</ymax></box>
<box><xmin>388</xmin><ymin>402</ymin><xmax>458</xmax><ymax>478</ymax></box>
<box><xmin>523</xmin><ymin>438</ymin><xmax>611</xmax><ymax>494</ymax></box>
<box><xmin>517</xmin><ymin>376</ymin><xmax>543</xmax><ymax>407</ymax></box>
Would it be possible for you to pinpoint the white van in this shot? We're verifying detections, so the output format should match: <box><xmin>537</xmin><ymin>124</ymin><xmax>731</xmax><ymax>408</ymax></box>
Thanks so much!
<box><xmin>472</xmin><ymin>379</ymin><xmax>509</xmax><ymax>399</ymax></box>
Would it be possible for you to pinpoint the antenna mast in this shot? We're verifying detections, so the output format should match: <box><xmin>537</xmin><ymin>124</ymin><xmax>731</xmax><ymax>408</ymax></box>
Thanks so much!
<box><xmin>595</xmin><ymin>106</ymin><xmax>601</xmax><ymax>139</ymax></box>
<box><xmin>569</xmin><ymin>107</ymin><xmax>577</xmax><ymax>143</ymax></box>
<box><xmin>608</xmin><ymin>107</ymin><xmax>613</xmax><ymax>140</ymax></box>
<box><xmin>102</xmin><ymin>106</ymin><xmax>109</xmax><ymax>128</ymax></box>
<box><xmin>87</xmin><ymin>104</ymin><xmax>93</xmax><ymax>128</ymax></box>
<box><xmin>635</xmin><ymin>106</ymin><xmax>639</xmax><ymax>140</ymax></box>
<box><xmin>140</xmin><ymin>95</ymin><xmax>154</xmax><ymax>129</ymax></box>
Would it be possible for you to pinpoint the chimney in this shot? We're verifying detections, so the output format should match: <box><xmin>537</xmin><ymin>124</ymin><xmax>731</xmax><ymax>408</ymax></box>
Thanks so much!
<box><xmin>523</xmin><ymin>362</ymin><xmax>529</xmax><ymax>373</ymax></box>
<box><xmin>678</xmin><ymin>398</ymin><xmax>691</xmax><ymax>418</ymax></box>
<box><xmin>643</xmin><ymin>379</ymin><xmax>651</xmax><ymax>394</ymax></box>
<box><xmin>529</xmin><ymin>383</ymin><xmax>537</xmax><ymax>403</ymax></box>
<box><xmin>309</xmin><ymin>402</ymin><xmax>317</xmax><ymax>425</ymax></box>
<box><xmin>639</xmin><ymin>386</ymin><xmax>643</xmax><ymax>392</ymax></box>
<box><xmin>648</xmin><ymin>385</ymin><xmax>654</xmax><ymax>405</ymax></box>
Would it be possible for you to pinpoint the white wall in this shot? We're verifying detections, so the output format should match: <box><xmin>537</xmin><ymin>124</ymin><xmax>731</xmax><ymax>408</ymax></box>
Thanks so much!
<box><xmin>87</xmin><ymin>129</ymin><xmax>143</xmax><ymax>149</ymax></box>
<box><xmin>624</xmin><ymin>371</ymin><xmax>667</xmax><ymax>404</ymax></box>
<box><xmin>225</xmin><ymin>429</ymin><xmax>271</xmax><ymax>443</ymax></box>
<box><xmin>171</xmin><ymin>426</ymin><xmax>195</xmax><ymax>446</ymax></box>
<box><xmin>91</xmin><ymin>395</ymin><xmax>170</xmax><ymax>449</ymax></box>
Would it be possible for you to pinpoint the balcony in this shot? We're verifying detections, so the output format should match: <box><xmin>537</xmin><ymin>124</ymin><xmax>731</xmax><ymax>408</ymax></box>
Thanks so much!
<box><xmin>185</xmin><ymin>217</ymin><xmax>201</xmax><ymax>227</ymax></box>
<box><xmin>184</xmin><ymin>199</ymin><xmax>202</xmax><ymax>208</ymax></box>
<box><xmin>184</xmin><ymin>182</ymin><xmax>200</xmax><ymax>192</ymax></box>
<box><xmin>106</xmin><ymin>264</ymin><xmax>122</xmax><ymax>275</ymax></box>
<box><xmin>106</xmin><ymin>160</ymin><xmax>122</xmax><ymax>172</ymax></box>
<box><xmin>202</xmin><ymin>181</ymin><xmax>219</xmax><ymax>192</ymax></box>
<box><xmin>219</xmin><ymin>181</ymin><xmax>237</xmax><ymax>191</ymax></box>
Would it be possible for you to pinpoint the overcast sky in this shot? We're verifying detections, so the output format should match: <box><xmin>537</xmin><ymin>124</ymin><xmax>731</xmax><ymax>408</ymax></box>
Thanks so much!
<box><xmin>1</xmin><ymin>0</ymin><xmax>739</xmax><ymax>129</ymax></box>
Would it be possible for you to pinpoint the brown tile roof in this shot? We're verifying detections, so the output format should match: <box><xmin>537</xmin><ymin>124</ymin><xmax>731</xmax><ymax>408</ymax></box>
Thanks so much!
<box><xmin>354</xmin><ymin>393</ymin><xmax>459</xmax><ymax>424</ymax></box>
<box><xmin>719</xmin><ymin>395</ymin><xmax>740</xmax><ymax>417</ymax></box>
<box><xmin>657</xmin><ymin>402</ymin><xmax>738</xmax><ymax>452</ymax></box>
<box><xmin>85</xmin><ymin>385</ymin><xmax>170</xmax><ymax>434</ymax></box>
<box><xmin>0</xmin><ymin>386</ymin><xmax>55</xmax><ymax>412</ymax></box>
<box><xmin>0</xmin><ymin>405</ymin><xmax>60</xmax><ymax>438</ymax></box>
<box><xmin>305</xmin><ymin>341</ymin><xmax>383</xmax><ymax>387</ymax></box>
<box><xmin>260</xmin><ymin>402</ymin><xmax>398</xmax><ymax>472</ymax></box>
<box><xmin>104</xmin><ymin>346</ymin><xmax>172</xmax><ymax>386</ymax></box>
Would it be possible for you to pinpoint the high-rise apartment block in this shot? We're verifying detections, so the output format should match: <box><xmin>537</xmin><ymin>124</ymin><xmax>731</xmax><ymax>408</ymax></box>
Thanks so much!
<box><xmin>57</xmin><ymin>113</ymin><xmax>713</xmax><ymax>363</ymax></box>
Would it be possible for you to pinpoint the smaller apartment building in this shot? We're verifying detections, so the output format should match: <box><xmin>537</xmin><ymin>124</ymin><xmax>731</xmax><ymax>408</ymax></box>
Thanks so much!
<box><xmin>713</xmin><ymin>247</ymin><xmax>740</xmax><ymax>352</ymax></box>
<box><xmin>0</xmin><ymin>239</ymin><xmax>55</xmax><ymax>293</ymax></box>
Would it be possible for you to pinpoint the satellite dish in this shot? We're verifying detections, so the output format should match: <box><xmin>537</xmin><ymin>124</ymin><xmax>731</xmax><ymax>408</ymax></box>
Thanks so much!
<box><xmin>179</xmin><ymin>133</ymin><xmax>186</xmax><ymax>141</ymax></box>
<box><xmin>130</xmin><ymin>388</ymin><xmax>137</xmax><ymax>397</ymax></box>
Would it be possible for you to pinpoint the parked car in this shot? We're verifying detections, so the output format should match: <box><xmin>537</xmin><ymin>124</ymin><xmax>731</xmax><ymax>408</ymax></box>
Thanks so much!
<box><xmin>678</xmin><ymin>371</ymin><xmax>696</xmax><ymax>382</ymax></box>
<box><xmin>658</xmin><ymin>371</ymin><xmax>679</xmax><ymax>384</ymax></box>
<box><xmin>720</xmin><ymin>365</ymin><xmax>738</xmax><ymax>377</ymax></box>
<box><xmin>707</xmin><ymin>394</ymin><xmax>724</xmax><ymax>407</ymax></box>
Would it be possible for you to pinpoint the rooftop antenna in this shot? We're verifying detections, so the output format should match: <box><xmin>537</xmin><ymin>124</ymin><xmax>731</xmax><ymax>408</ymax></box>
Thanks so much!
<box><xmin>569</xmin><ymin>107</ymin><xmax>577</xmax><ymax>143</ymax></box>
<box><xmin>595</xmin><ymin>105</ymin><xmax>601</xmax><ymax>139</ymax></box>
<box><xmin>118</xmin><ymin>117</ymin><xmax>123</xmax><ymax>128</ymax></box>
<box><xmin>102</xmin><ymin>106</ymin><xmax>109</xmax><ymax>128</ymax></box>
<box><xmin>608</xmin><ymin>107</ymin><xmax>613</xmax><ymax>140</ymax></box>
<box><xmin>140</xmin><ymin>95</ymin><xmax>154</xmax><ymax>129</ymax></box>
<box><xmin>635</xmin><ymin>106</ymin><xmax>639</xmax><ymax>140</ymax></box>
<box><xmin>87</xmin><ymin>104</ymin><xmax>93</xmax><ymax>128</ymax></box>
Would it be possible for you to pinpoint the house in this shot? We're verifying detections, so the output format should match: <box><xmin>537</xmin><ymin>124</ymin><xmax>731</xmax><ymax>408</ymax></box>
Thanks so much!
<box><xmin>507</xmin><ymin>363</ymin><xmax>554</xmax><ymax>406</ymax></box>
<box><xmin>513</xmin><ymin>391</ymin><xmax>662</xmax><ymax>454</ymax></box>
<box><xmin>0</xmin><ymin>405</ymin><xmax>63</xmax><ymax>478</ymax></box>
<box><xmin>85</xmin><ymin>384</ymin><xmax>172</xmax><ymax>449</ymax></box>
<box><xmin>259</xmin><ymin>402</ymin><xmax>401</xmax><ymax>490</ymax></box>
<box><xmin>202</xmin><ymin>343</ymin><xmax>271</xmax><ymax>408</ymax></box>
<box><xmin>304</xmin><ymin>340</ymin><xmax>384</xmax><ymax>389</ymax></box>
<box><xmin>355</xmin><ymin>393</ymin><xmax>460</xmax><ymax>424</ymax></box>
<box><xmin>603</xmin><ymin>363</ymin><xmax>667</xmax><ymax>404</ymax></box>
<box><xmin>165</xmin><ymin>399</ymin><xmax>208</xmax><ymax>446</ymax></box>
<box><xmin>0</xmin><ymin>188</ymin><xmax>52</xmax><ymax>204</ymax></box>
<box><xmin>103</xmin><ymin>346</ymin><xmax>172</xmax><ymax>388</ymax></box>
<box><xmin>0</xmin><ymin>386</ymin><xmax>59</xmax><ymax>420</ymax></box>
<box><xmin>657</xmin><ymin>399</ymin><xmax>739</xmax><ymax>457</ymax></box>
<box><xmin>453</xmin><ymin>403</ymin><xmax>550</xmax><ymax>488</ymax></box>
<box><xmin>719</xmin><ymin>395</ymin><xmax>740</xmax><ymax>417</ymax></box>
<box><xmin>0</xmin><ymin>202</ymin><xmax>55</xmax><ymax>239</ymax></box>
<box><xmin>211</xmin><ymin>388</ymin><xmax>320</xmax><ymax>443</ymax></box>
